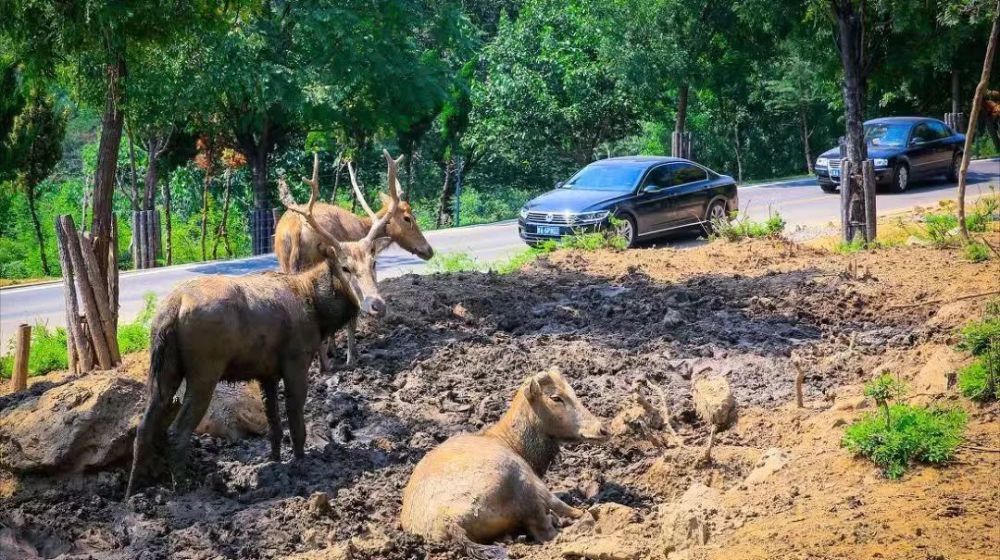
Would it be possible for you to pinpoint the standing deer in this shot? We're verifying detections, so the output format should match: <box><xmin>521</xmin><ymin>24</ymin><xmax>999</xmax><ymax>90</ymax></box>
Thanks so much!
<box><xmin>275</xmin><ymin>154</ymin><xmax>433</xmax><ymax>369</ymax></box>
<box><xmin>126</xmin><ymin>151</ymin><xmax>404</xmax><ymax>496</ymax></box>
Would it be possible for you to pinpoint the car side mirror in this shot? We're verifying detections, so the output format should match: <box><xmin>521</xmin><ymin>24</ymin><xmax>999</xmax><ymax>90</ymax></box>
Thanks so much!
<box><xmin>555</xmin><ymin>180</ymin><xmax>565</xmax><ymax>189</ymax></box>
<box><xmin>910</xmin><ymin>138</ymin><xmax>922</xmax><ymax>146</ymax></box>
<box><xmin>642</xmin><ymin>183</ymin><xmax>660</xmax><ymax>193</ymax></box>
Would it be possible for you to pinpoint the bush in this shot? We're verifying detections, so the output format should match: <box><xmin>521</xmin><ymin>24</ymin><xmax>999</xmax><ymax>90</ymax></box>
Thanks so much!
<box><xmin>842</xmin><ymin>404</ymin><xmax>967</xmax><ymax>479</ymax></box>
<box><xmin>964</xmin><ymin>242</ymin><xmax>990</xmax><ymax>262</ymax></box>
<box><xmin>116</xmin><ymin>292</ymin><xmax>158</xmax><ymax>354</ymax></box>
<box><xmin>958</xmin><ymin>316</ymin><xmax>1000</xmax><ymax>358</ymax></box>
<box><xmin>956</xmin><ymin>306</ymin><xmax>999</xmax><ymax>402</ymax></box>
<box><xmin>710</xmin><ymin>211</ymin><xmax>785</xmax><ymax>242</ymax></box>
<box><xmin>923</xmin><ymin>213</ymin><xmax>958</xmax><ymax>246</ymax></box>
<box><xmin>0</xmin><ymin>323</ymin><xmax>69</xmax><ymax>378</ymax></box>
<box><xmin>958</xmin><ymin>360</ymin><xmax>998</xmax><ymax>401</ymax></box>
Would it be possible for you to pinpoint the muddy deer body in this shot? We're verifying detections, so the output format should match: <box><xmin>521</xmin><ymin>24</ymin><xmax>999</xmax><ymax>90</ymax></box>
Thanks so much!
<box><xmin>401</xmin><ymin>370</ymin><xmax>609</xmax><ymax>548</ymax></box>
<box><xmin>275</xmin><ymin>161</ymin><xmax>432</xmax><ymax>368</ymax></box>
<box><xmin>127</xmin><ymin>151</ymin><xmax>402</xmax><ymax>496</ymax></box>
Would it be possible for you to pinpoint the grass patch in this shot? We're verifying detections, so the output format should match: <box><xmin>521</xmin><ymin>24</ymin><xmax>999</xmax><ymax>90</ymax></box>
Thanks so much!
<box><xmin>710</xmin><ymin>211</ymin><xmax>785</xmax><ymax>242</ymax></box>
<box><xmin>842</xmin><ymin>373</ymin><xmax>966</xmax><ymax>479</ymax></box>
<box><xmin>964</xmin><ymin>242</ymin><xmax>991</xmax><ymax>263</ymax></box>
<box><xmin>956</xmin><ymin>302</ymin><xmax>999</xmax><ymax>401</ymax></box>
<box><xmin>427</xmin><ymin>252</ymin><xmax>482</xmax><ymax>273</ymax></box>
<box><xmin>0</xmin><ymin>323</ymin><xmax>69</xmax><ymax>378</ymax></box>
<box><xmin>116</xmin><ymin>292</ymin><xmax>158</xmax><ymax>354</ymax></box>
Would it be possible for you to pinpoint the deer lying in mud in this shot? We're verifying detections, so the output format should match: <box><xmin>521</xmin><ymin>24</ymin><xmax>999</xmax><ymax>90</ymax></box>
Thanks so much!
<box><xmin>275</xmin><ymin>154</ymin><xmax>433</xmax><ymax>369</ymax></box>
<box><xmin>126</xmin><ymin>151</ymin><xmax>403</xmax><ymax>497</ymax></box>
<box><xmin>401</xmin><ymin>369</ymin><xmax>608</xmax><ymax>554</ymax></box>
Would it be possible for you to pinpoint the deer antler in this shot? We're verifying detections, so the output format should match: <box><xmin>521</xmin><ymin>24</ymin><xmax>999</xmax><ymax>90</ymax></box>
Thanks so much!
<box><xmin>362</xmin><ymin>150</ymin><xmax>403</xmax><ymax>244</ymax></box>
<box><xmin>347</xmin><ymin>160</ymin><xmax>377</xmax><ymax>220</ymax></box>
<box><xmin>279</xmin><ymin>153</ymin><xmax>345</xmax><ymax>256</ymax></box>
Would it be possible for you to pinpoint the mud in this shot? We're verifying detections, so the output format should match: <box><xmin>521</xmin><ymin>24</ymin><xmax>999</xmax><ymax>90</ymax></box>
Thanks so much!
<box><xmin>1</xmin><ymin>239</ymin><xmax>997</xmax><ymax>559</ymax></box>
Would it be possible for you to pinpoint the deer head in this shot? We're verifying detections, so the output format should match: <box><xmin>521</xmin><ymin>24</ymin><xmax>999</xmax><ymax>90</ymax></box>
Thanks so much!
<box><xmin>348</xmin><ymin>158</ymin><xmax>434</xmax><ymax>260</ymax></box>
<box><xmin>279</xmin><ymin>151</ymin><xmax>402</xmax><ymax>317</ymax></box>
<box><xmin>524</xmin><ymin>369</ymin><xmax>609</xmax><ymax>442</ymax></box>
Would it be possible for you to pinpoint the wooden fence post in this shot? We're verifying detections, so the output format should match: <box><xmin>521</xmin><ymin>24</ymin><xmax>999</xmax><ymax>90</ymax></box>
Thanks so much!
<box><xmin>840</xmin><ymin>158</ymin><xmax>853</xmax><ymax>243</ymax></box>
<box><xmin>862</xmin><ymin>160</ymin><xmax>877</xmax><ymax>243</ymax></box>
<box><xmin>109</xmin><ymin>217</ymin><xmax>119</xmax><ymax>330</ymax></box>
<box><xmin>12</xmin><ymin>324</ymin><xmax>30</xmax><ymax>392</ymax></box>
<box><xmin>131</xmin><ymin>211</ymin><xmax>139</xmax><ymax>269</ymax></box>
<box><xmin>60</xmin><ymin>215</ymin><xmax>114</xmax><ymax>370</ymax></box>
<box><xmin>55</xmin><ymin>215</ymin><xmax>92</xmax><ymax>373</ymax></box>
<box><xmin>80</xmin><ymin>231</ymin><xmax>121</xmax><ymax>363</ymax></box>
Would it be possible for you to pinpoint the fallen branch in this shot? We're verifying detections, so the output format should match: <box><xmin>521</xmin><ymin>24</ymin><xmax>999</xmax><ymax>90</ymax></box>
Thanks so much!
<box><xmin>888</xmin><ymin>290</ymin><xmax>1000</xmax><ymax>310</ymax></box>
<box><xmin>960</xmin><ymin>444</ymin><xmax>1000</xmax><ymax>453</ymax></box>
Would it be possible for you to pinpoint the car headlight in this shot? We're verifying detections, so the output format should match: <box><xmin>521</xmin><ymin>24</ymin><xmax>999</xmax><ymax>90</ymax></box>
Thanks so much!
<box><xmin>873</xmin><ymin>158</ymin><xmax>889</xmax><ymax>168</ymax></box>
<box><xmin>816</xmin><ymin>158</ymin><xmax>829</xmax><ymax>168</ymax></box>
<box><xmin>519</xmin><ymin>207</ymin><xmax>529</xmax><ymax>220</ymax></box>
<box><xmin>574</xmin><ymin>210</ymin><xmax>610</xmax><ymax>223</ymax></box>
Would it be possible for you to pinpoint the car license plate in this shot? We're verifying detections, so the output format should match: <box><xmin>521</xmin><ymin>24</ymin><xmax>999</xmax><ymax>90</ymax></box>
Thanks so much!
<box><xmin>830</xmin><ymin>166</ymin><xmax>840</xmax><ymax>178</ymax></box>
<box><xmin>536</xmin><ymin>226</ymin><xmax>560</xmax><ymax>236</ymax></box>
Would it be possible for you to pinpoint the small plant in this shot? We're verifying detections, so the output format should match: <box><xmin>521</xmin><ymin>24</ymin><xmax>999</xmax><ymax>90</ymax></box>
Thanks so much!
<box><xmin>956</xmin><ymin>304</ymin><xmax>999</xmax><ymax>401</ymax></box>
<box><xmin>842</xmin><ymin>373</ymin><xmax>966</xmax><ymax>478</ymax></box>
<box><xmin>427</xmin><ymin>252</ymin><xmax>481</xmax><ymax>273</ymax></box>
<box><xmin>963</xmin><ymin>242</ymin><xmax>991</xmax><ymax>263</ymax></box>
<box><xmin>710</xmin><ymin>211</ymin><xmax>785</xmax><ymax>242</ymax></box>
<box><xmin>0</xmin><ymin>322</ymin><xmax>69</xmax><ymax>378</ymax></box>
<box><xmin>922</xmin><ymin>213</ymin><xmax>959</xmax><ymax>247</ymax></box>
<box><xmin>835</xmin><ymin>238</ymin><xmax>867</xmax><ymax>254</ymax></box>
<box><xmin>117</xmin><ymin>292</ymin><xmax>158</xmax><ymax>354</ymax></box>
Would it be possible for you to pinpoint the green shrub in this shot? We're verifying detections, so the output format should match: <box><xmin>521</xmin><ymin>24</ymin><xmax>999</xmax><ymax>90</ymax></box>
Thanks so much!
<box><xmin>964</xmin><ymin>242</ymin><xmax>991</xmax><ymax>262</ymax></box>
<box><xmin>116</xmin><ymin>293</ymin><xmax>158</xmax><ymax>354</ymax></box>
<box><xmin>427</xmin><ymin>252</ymin><xmax>481</xmax><ymax>273</ymax></box>
<box><xmin>842</xmin><ymin>404</ymin><xmax>967</xmax><ymax>479</ymax></box>
<box><xmin>958</xmin><ymin>316</ymin><xmax>1000</xmax><ymax>357</ymax></box>
<box><xmin>922</xmin><ymin>213</ymin><xmax>958</xmax><ymax>246</ymax></box>
<box><xmin>958</xmin><ymin>360</ymin><xmax>998</xmax><ymax>401</ymax></box>
<box><xmin>710</xmin><ymin>211</ymin><xmax>785</xmax><ymax>241</ymax></box>
<box><xmin>560</xmin><ymin>229</ymin><xmax>627</xmax><ymax>251</ymax></box>
<box><xmin>0</xmin><ymin>323</ymin><xmax>69</xmax><ymax>378</ymax></box>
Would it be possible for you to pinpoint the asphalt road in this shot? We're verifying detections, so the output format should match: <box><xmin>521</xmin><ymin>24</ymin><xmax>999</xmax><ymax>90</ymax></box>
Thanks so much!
<box><xmin>2</xmin><ymin>158</ymin><xmax>997</xmax><ymax>350</ymax></box>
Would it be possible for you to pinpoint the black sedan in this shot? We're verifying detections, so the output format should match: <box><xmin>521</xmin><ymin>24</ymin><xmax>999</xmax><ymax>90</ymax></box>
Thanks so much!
<box><xmin>815</xmin><ymin>117</ymin><xmax>965</xmax><ymax>194</ymax></box>
<box><xmin>518</xmin><ymin>156</ymin><xmax>738</xmax><ymax>248</ymax></box>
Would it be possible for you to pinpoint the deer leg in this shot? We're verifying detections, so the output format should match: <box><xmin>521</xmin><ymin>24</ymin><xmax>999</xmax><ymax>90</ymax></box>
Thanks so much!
<box><xmin>260</xmin><ymin>378</ymin><xmax>282</xmax><ymax>462</ymax></box>
<box><xmin>524</xmin><ymin>499</ymin><xmax>558</xmax><ymax>543</ymax></box>
<box><xmin>545</xmin><ymin>491</ymin><xmax>585</xmax><ymax>520</ymax></box>
<box><xmin>282</xmin><ymin>364</ymin><xmax>310</xmax><ymax>459</ymax></box>
<box><xmin>344</xmin><ymin>317</ymin><xmax>358</xmax><ymax>368</ymax></box>
<box><xmin>167</xmin><ymin>374</ymin><xmax>217</xmax><ymax>482</ymax></box>
<box><xmin>318</xmin><ymin>339</ymin><xmax>333</xmax><ymax>372</ymax></box>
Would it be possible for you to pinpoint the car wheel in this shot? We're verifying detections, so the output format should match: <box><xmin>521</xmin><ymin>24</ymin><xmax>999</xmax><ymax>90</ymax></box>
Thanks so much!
<box><xmin>890</xmin><ymin>163</ymin><xmax>909</xmax><ymax>193</ymax></box>
<box><xmin>615</xmin><ymin>214</ymin><xmax>637</xmax><ymax>248</ymax></box>
<box><xmin>820</xmin><ymin>183</ymin><xmax>838</xmax><ymax>194</ymax></box>
<box><xmin>946</xmin><ymin>153</ymin><xmax>960</xmax><ymax>183</ymax></box>
<box><xmin>703</xmin><ymin>199</ymin><xmax>729</xmax><ymax>235</ymax></box>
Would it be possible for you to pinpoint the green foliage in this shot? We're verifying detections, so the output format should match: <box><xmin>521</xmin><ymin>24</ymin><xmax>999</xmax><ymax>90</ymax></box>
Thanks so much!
<box><xmin>958</xmin><ymin>316</ymin><xmax>1000</xmax><ymax>358</ymax></box>
<box><xmin>842</xmin><ymin>404</ymin><xmax>967</xmax><ymax>479</ymax></box>
<box><xmin>559</xmin><ymin>228</ymin><xmax>628</xmax><ymax>251</ymax></box>
<box><xmin>964</xmin><ymin>242</ymin><xmax>990</xmax><ymax>263</ymax></box>
<box><xmin>117</xmin><ymin>293</ymin><xmax>157</xmax><ymax>354</ymax></box>
<box><xmin>955</xmin><ymin>306</ymin><xmax>1000</xmax><ymax>402</ymax></box>
<box><xmin>0</xmin><ymin>323</ymin><xmax>69</xmax><ymax>378</ymax></box>
<box><xmin>864</xmin><ymin>373</ymin><xmax>906</xmax><ymax>410</ymax></box>
<box><xmin>923</xmin><ymin>213</ymin><xmax>959</xmax><ymax>246</ymax></box>
<box><xmin>427</xmin><ymin>252</ymin><xmax>482</xmax><ymax>273</ymax></box>
<box><xmin>710</xmin><ymin>212</ymin><xmax>786</xmax><ymax>242</ymax></box>
<box><xmin>835</xmin><ymin>238</ymin><xmax>867</xmax><ymax>254</ymax></box>
<box><xmin>958</xmin><ymin>360</ymin><xmax>998</xmax><ymax>402</ymax></box>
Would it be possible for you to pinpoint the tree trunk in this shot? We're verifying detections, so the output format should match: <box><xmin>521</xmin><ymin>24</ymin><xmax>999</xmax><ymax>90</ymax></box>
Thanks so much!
<box><xmin>162</xmin><ymin>174</ymin><xmax>172</xmax><ymax>265</ymax></box>
<box><xmin>952</xmin><ymin>69</ymin><xmax>961</xmax><ymax>114</ymax></box>
<box><xmin>436</xmin><ymin>158</ymin><xmax>455</xmax><ymax>228</ymax></box>
<box><xmin>212</xmin><ymin>170</ymin><xmax>233</xmax><ymax>259</ymax></box>
<box><xmin>675</xmin><ymin>83</ymin><xmax>689</xmax><ymax>133</ymax></box>
<box><xmin>959</xmin><ymin>2</ymin><xmax>999</xmax><ymax>241</ymax></box>
<box><xmin>800</xmin><ymin>104</ymin><xmax>814</xmax><ymax>174</ymax></box>
<box><xmin>732</xmin><ymin>121</ymin><xmax>744</xmax><ymax>185</ymax></box>
<box><xmin>201</xmin><ymin>171</ymin><xmax>211</xmax><ymax>261</ymax></box>
<box><xmin>25</xmin><ymin>183</ymin><xmax>50</xmax><ymax>275</ymax></box>
<box><xmin>405</xmin><ymin>147</ymin><xmax>415</xmax><ymax>202</ymax></box>
<box><xmin>91</xmin><ymin>56</ymin><xmax>126</xmax><ymax>283</ymax></box>
<box><xmin>126</xmin><ymin>127</ymin><xmax>140</xmax><ymax>211</ymax></box>
<box><xmin>144</xmin><ymin>140</ymin><xmax>158</xmax><ymax>211</ymax></box>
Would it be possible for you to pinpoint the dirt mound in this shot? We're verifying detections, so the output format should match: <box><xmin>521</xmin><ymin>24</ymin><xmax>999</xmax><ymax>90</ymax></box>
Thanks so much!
<box><xmin>0</xmin><ymin>239</ymin><xmax>997</xmax><ymax>559</ymax></box>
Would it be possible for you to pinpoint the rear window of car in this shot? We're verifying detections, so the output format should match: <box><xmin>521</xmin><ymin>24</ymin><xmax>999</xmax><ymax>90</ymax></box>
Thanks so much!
<box><xmin>670</xmin><ymin>164</ymin><xmax>708</xmax><ymax>185</ymax></box>
<box><xmin>565</xmin><ymin>163</ymin><xmax>646</xmax><ymax>191</ymax></box>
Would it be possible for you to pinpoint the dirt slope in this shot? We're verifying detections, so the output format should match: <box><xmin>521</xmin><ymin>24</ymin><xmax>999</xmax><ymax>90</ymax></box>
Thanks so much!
<box><xmin>0</xmin><ymin>239</ymin><xmax>997</xmax><ymax>560</ymax></box>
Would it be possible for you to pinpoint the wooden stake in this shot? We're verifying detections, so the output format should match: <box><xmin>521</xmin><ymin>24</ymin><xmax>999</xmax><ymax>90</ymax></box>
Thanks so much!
<box><xmin>60</xmin><ymin>215</ymin><xmax>113</xmax><ymax>370</ymax></box>
<box><xmin>138</xmin><ymin>210</ymin><xmax>148</xmax><ymax>269</ymax></box>
<box><xmin>109</xmin><ymin>217</ymin><xmax>119</xmax><ymax>330</ymax></box>
<box><xmin>131</xmin><ymin>211</ymin><xmax>139</xmax><ymax>269</ymax></box>
<box><xmin>80</xmin><ymin>231</ymin><xmax>121</xmax><ymax>363</ymax></box>
<box><xmin>55</xmin><ymin>215</ymin><xmax>92</xmax><ymax>372</ymax></box>
<box><xmin>12</xmin><ymin>324</ymin><xmax>30</xmax><ymax>392</ymax></box>
<box><xmin>862</xmin><ymin>160</ymin><xmax>877</xmax><ymax>243</ymax></box>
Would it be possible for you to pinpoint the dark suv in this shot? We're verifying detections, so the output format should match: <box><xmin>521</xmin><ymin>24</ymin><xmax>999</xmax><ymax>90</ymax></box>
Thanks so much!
<box><xmin>518</xmin><ymin>156</ymin><xmax>738</xmax><ymax>248</ymax></box>
<box><xmin>815</xmin><ymin>117</ymin><xmax>964</xmax><ymax>193</ymax></box>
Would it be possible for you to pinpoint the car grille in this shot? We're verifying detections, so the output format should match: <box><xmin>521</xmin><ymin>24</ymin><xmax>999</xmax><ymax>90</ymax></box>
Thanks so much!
<box><xmin>828</xmin><ymin>159</ymin><xmax>840</xmax><ymax>170</ymax></box>
<box><xmin>525</xmin><ymin>211</ymin><xmax>574</xmax><ymax>225</ymax></box>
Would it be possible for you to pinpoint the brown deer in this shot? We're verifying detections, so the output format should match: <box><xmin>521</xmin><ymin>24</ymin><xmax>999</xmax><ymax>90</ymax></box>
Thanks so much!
<box><xmin>126</xmin><ymin>151</ymin><xmax>403</xmax><ymax>497</ymax></box>
<box><xmin>401</xmin><ymin>369</ymin><xmax>608</xmax><ymax>554</ymax></box>
<box><xmin>275</xmin><ymin>154</ymin><xmax>433</xmax><ymax>369</ymax></box>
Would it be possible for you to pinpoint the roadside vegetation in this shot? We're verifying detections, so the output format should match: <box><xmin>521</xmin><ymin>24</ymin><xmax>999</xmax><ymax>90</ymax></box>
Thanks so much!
<box><xmin>957</xmin><ymin>299</ymin><xmax>999</xmax><ymax>402</ymax></box>
<box><xmin>842</xmin><ymin>373</ymin><xmax>966</xmax><ymax>479</ymax></box>
<box><xmin>710</xmin><ymin>211</ymin><xmax>786</xmax><ymax>242</ymax></box>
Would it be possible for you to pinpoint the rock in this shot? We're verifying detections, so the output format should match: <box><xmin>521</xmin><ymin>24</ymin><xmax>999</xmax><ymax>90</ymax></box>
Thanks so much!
<box><xmin>832</xmin><ymin>394</ymin><xmax>867</xmax><ymax>411</ymax></box>
<box><xmin>561</xmin><ymin>503</ymin><xmax>644</xmax><ymax>560</ymax></box>
<box><xmin>610</xmin><ymin>396</ymin><xmax>664</xmax><ymax>437</ymax></box>
<box><xmin>0</xmin><ymin>373</ymin><xmax>144</xmax><ymax>473</ymax></box>
<box><xmin>190</xmin><ymin>382</ymin><xmax>268</xmax><ymax>440</ymax></box>
<box><xmin>561</xmin><ymin>537</ymin><xmax>639</xmax><ymax>560</ymax></box>
<box><xmin>308</xmin><ymin>491</ymin><xmax>332</xmax><ymax>516</ymax></box>
<box><xmin>743</xmin><ymin>448</ymin><xmax>791</xmax><ymax>485</ymax></box>
<box><xmin>692</xmin><ymin>376</ymin><xmax>737</xmax><ymax>430</ymax></box>
<box><xmin>658</xmin><ymin>483</ymin><xmax>722</xmax><ymax>554</ymax></box>
<box><xmin>661</xmin><ymin>309</ymin><xmax>683</xmax><ymax>327</ymax></box>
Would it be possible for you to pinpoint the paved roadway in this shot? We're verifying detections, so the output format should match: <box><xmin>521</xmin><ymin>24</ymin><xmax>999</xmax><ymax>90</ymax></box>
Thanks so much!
<box><xmin>1</xmin><ymin>158</ymin><xmax>997</xmax><ymax>349</ymax></box>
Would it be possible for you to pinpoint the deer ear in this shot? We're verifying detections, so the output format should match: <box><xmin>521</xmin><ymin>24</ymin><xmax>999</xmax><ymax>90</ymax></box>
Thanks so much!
<box><xmin>526</xmin><ymin>378</ymin><xmax>542</xmax><ymax>402</ymax></box>
<box><xmin>373</xmin><ymin>236</ymin><xmax>393</xmax><ymax>255</ymax></box>
<box><xmin>379</xmin><ymin>192</ymin><xmax>392</xmax><ymax>207</ymax></box>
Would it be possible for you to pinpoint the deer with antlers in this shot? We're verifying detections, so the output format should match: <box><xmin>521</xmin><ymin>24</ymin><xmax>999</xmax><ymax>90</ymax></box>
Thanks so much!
<box><xmin>275</xmin><ymin>153</ymin><xmax>433</xmax><ymax>369</ymax></box>
<box><xmin>126</xmin><ymin>151</ymin><xmax>404</xmax><ymax>496</ymax></box>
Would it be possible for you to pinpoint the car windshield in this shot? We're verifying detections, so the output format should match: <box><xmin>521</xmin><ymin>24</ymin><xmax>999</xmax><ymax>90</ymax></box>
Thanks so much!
<box><xmin>563</xmin><ymin>163</ymin><xmax>645</xmax><ymax>191</ymax></box>
<box><xmin>864</xmin><ymin>123</ymin><xmax>911</xmax><ymax>148</ymax></box>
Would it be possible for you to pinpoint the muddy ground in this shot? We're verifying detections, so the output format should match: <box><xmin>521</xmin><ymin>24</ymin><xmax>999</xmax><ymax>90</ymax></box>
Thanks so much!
<box><xmin>1</xmin><ymin>239</ymin><xmax>998</xmax><ymax>560</ymax></box>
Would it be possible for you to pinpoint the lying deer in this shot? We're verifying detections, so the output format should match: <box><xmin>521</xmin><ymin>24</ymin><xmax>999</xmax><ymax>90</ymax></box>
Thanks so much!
<box><xmin>275</xmin><ymin>154</ymin><xmax>433</xmax><ymax>369</ymax></box>
<box><xmin>126</xmin><ymin>151</ymin><xmax>403</xmax><ymax>497</ymax></box>
<box><xmin>401</xmin><ymin>369</ymin><xmax>608</xmax><ymax>553</ymax></box>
